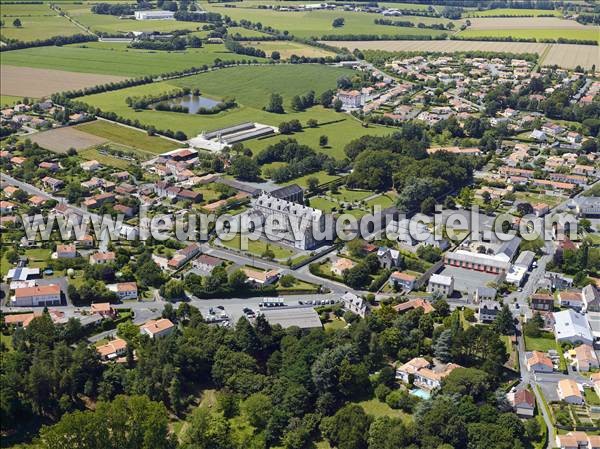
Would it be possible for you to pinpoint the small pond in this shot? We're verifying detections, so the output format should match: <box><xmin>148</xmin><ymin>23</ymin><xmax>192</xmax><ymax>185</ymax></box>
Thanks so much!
<box><xmin>158</xmin><ymin>94</ymin><xmax>220</xmax><ymax>114</ymax></box>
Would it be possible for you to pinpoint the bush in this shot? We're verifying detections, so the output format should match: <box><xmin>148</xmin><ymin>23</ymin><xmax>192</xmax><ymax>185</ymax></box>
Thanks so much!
<box><xmin>375</xmin><ymin>384</ymin><xmax>391</xmax><ymax>402</ymax></box>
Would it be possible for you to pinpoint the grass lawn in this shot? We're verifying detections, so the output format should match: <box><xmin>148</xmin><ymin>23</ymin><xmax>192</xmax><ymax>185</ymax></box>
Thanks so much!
<box><xmin>78</xmin><ymin>147</ymin><xmax>133</xmax><ymax>170</ymax></box>
<box><xmin>309</xmin><ymin>197</ymin><xmax>338</xmax><ymax>213</ymax></box>
<box><xmin>524</xmin><ymin>334</ymin><xmax>558</xmax><ymax>352</ymax></box>
<box><xmin>76</xmin><ymin>120</ymin><xmax>179</xmax><ymax>154</ymax></box>
<box><xmin>514</xmin><ymin>191</ymin><xmax>565</xmax><ymax>208</ymax></box>
<box><xmin>324</xmin><ymin>317</ymin><xmax>347</xmax><ymax>331</ymax></box>
<box><xmin>330</xmin><ymin>187</ymin><xmax>372</xmax><ymax>203</ymax></box>
<box><xmin>0</xmin><ymin>42</ymin><xmax>265</xmax><ymax>77</ymax></box>
<box><xmin>24</xmin><ymin>248</ymin><xmax>52</xmax><ymax>269</ymax></box>
<box><xmin>365</xmin><ymin>192</ymin><xmax>397</xmax><ymax>210</ymax></box>
<box><xmin>281</xmin><ymin>171</ymin><xmax>341</xmax><ymax>189</ymax></box>
<box><xmin>0</xmin><ymin>13</ymin><xmax>83</xmax><ymax>42</ymax></box>
<box><xmin>248</xmin><ymin>117</ymin><xmax>392</xmax><ymax>160</ymax></box>
<box><xmin>354</xmin><ymin>398</ymin><xmax>412</xmax><ymax>423</ymax></box>
<box><xmin>227</xmin><ymin>26</ymin><xmax>271</xmax><ymax>37</ymax></box>
<box><xmin>0</xmin><ymin>333</ymin><xmax>14</xmax><ymax>352</ymax></box>
<box><xmin>219</xmin><ymin>234</ymin><xmax>295</xmax><ymax>260</ymax></box>
<box><xmin>584</xmin><ymin>388</ymin><xmax>600</xmax><ymax>406</ymax></box>
<box><xmin>458</xmin><ymin>28</ymin><xmax>600</xmax><ymax>43</ymax></box>
<box><xmin>276</xmin><ymin>278</ymin><xmax>320</xmax><ymax>293</ymax></box>
<box><xmin>204</xmin><ymin>5</ymin><xmax>450</xmax><ymax>39</ymax></box>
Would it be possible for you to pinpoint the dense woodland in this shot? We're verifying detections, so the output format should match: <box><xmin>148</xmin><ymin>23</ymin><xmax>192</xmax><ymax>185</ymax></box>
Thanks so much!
<box><xmin>1</xmin><ymin>298</ymin><xmax>536</xmax><ymax>449</ymax></box>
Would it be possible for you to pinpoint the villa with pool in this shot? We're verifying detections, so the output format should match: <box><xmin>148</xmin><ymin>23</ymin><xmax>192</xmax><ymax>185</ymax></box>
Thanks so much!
<box><xmin>396</xmin><ymin>357</ymin><xmax>463</xmax><ymax>391</ymax></box>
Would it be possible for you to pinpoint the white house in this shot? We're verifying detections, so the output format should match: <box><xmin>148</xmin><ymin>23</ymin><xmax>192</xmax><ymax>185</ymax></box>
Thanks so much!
<box><xmin>427</xmin><ymin>274</ymin><xmax>454</xmax><ymax>297</ymax></box>
<box><xmin>341</xmin><ymin>292</ymin><xmax>368</xmax><ymax>318</ymax></box>
<box><xmin>396</xmin><ymin>357</ymin><xmax>462</xmax><ymax>391</ymax></box>
<box><xmin>553</xmin><ymin>309</ymin><xmax>594</xmax><ymax>346</ymax></box>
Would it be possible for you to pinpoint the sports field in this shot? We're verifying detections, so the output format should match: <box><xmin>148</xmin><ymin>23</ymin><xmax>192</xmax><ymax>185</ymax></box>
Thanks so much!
<box><xmin>204</xmin><ymin>6</ymin><xmax>451</xmax><ymax>39</ymax></box>
<box><xmin>0</xmin><ymin>65</ymin><xmax>126</xmax><ymax>97</ymax></box>
<box><xmin>241</xmin><ymin>40</ymin><xmax>336</xmax><ymax>58</ymax></box>
<box><xmin>75</xmin><ymin>120</ymin><xmax>179</xmax><ymax>154</ymax></box>
<box><xmin>0</xmin><ymin>42</ymin><xmax>266</xmax><ymax>77</ymax></box>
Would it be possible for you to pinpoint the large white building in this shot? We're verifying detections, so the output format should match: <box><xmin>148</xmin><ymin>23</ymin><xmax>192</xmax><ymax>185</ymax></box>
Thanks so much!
<box><xmin>134</xmin><ymin>10</ymin><xmax>175</xmax><ymax>20</ymax></box>
<box><xmin>12</xmin><ymin>284</ymin><xmax>61</xmax><ymax>307</ymax></box>
<box><xmin>553</xmin><ymin>309</ymin><xmax>594</xmax><ymax>346</ymax></box>
<box><xmin>249</xmin><ymin>193</ymin><xmax>325</xmax><ymax>250</ymax></box>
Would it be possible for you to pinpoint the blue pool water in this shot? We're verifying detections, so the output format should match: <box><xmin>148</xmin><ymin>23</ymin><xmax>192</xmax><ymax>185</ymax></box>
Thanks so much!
<box><xmin>409</xmin><ymin>388</ymin><xmax>431</xmax><ymax>400</ymax></box>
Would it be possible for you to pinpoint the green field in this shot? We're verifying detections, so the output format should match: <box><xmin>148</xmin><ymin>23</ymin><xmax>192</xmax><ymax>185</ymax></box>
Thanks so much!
<box><xmin>0</xmin><ymin>3</ymin><xmax>56</xmax><ymax>15</ymax></box>
<box><xmin>0</xmin><ymin>13</ymin><xmax>84</xmax><ymax>41</ymax></box>
<box><xmin>0</xmin><ymin>42</ymin><xmax>265</xmax><ymax>77</ymax></box>
<box><xmin>227</xmin><ymin>26</ymin><xmax>270</xmax><ymax>37</ymax></box>
<box><xmin>79</xmin><ymin>64</ymin><xmax>357</xmax><ymax>136</ymax></box>
<box><xmin>524</xmin><ymin>334</ymin><xmax>558</xmax><ymax>352</ymax></box>
<box><xmin>75</xmin><ymin>120</ymin><xmax>179</xmax><ymax>154</ymax></box>
<box><xmin>458</xmin><ymin>28</ymin><xmax>600</xmax><ymax>43</ymax></box>
<box><xmin>204</xmin><ymin>5</ymin><xmax>450</xmax><ymax>39</ymax></box>
<box><xmin>0</xmin><ymin>95</ymin><xmax>26</xmax><ymax>107</ymax></box>
<box><xmin>219</xmin><ymin>234</ymin><xmax>295</xmax><ymax>260</ymax></box>
<box><xmin>465</xmin><ymin>8</ymin><xmax>563</xmax><ymax>17</ymax></box>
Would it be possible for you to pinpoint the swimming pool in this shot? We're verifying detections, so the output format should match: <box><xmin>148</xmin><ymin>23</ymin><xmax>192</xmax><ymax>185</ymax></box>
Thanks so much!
<box><xmin>409</xmin><ymin>388</ymin><xmax>431</xmax><ymax>400</ymax></box>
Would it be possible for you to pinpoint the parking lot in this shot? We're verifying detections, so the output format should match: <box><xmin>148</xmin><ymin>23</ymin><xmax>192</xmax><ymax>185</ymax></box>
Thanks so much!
<box><xmin>436</xmin><ymin>265</ymin><xmax>500</xmax><ymax>294</ymax></box>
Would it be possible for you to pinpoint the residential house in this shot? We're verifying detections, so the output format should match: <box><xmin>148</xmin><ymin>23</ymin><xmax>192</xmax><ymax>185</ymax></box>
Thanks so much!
<box><xmin>0</xmin><ymin>201</ymin><xmax>16</xmax><ymax>214</ymax></box>
<box><xmin>332</xmin><ymin>258</ymin><xmax>355</xmax><ymax>277</ymax></box>
<box><xmin>96</xmin><ymin>338</ymin><xmax>127</xmax><ymax>361</ymax></box>
<box><xmin>427</xmin><ymin>274</ymin><xmax>454</xmax><ymax>296</ymax></box>
<box><xmin>56</xmin><ymin>244</ymin><xmax>77</xmax><ymax>259</ymax></box>
<box><xmin>507</xmin><ymin>388</ymin><xmax>535</xmax><ymax>417</ymax></box>
<box><xmin>242</xmin><ymin>267</ymin><xmax>279</xmax><ymax>286</ymax></box>
<box><xmin>141</xmin><ymin>318</ymin><xmax>175</xmax><ymax>339</ymax></box>
<box><xmin>76</xmin><ymin>235</ymin><xmax>94</xmax><ymax>248</ymax></box>
<box><xmin>573</xmin><ymin>344</ymin><xmax>599</xmax><ymax>372</ymax></box>
<box><xmin>557</xmin><ymin>379</ymin><xmax>583</xmax><ymax>405</ymax></box>
<box><xmin>80</xmin><ymin>160</ymin><xmax>101</xmax><ymax>171</ymax></box>
<box><xmin>475</xmin><ymin>287</ymin><xmax>497</xmax><ymax>303</ymax></box>
<box><xmin>29</xmin><ymin>195</ymin><xmax>47</xmax><ymax>207</ymax></box>
<box><xmin>396</xmin><ymin>357</ymin><xmax>462</xmax><ymax>391</ymax></box>
<box><xmin>556</xmin><ymin>432</ymin><xmax>600</xmax><ymax>449</ymax></box>
<box><xmin>377</xmin><ymin>247</ymin><xmax>403</xmax><ymax>269</ymax></box>
<box><xmin>115</xmin><ymin>282</ymin><xmax>138</xmax><ymax>300</ymax></box>
<box><xmin>531</xmin><ymin>293</ymin><xmax>554</xmax><ymax>311</ymax></box>
<box><xmin>393</xmin><ymin>298</ymin><xmax>434</xmax><ymax>314</ymax></box>
<box><xmin>389</xmin><ymin>271</ymin><xmax>417</xmax><ymax>291</ymax></box>
<box><xmin>90</xmin><ymin>302</ymin><xmax>117</xmax><ymax>318</ymax></box>
<box><xmin>341</xmin><ymin>292</ymin><xmax>368</xmax><ymax>318</ymax></box>
<box><xmin>11</xmin><ymin>284</ymin><xmax>61</xmax><ymax>307</ymax></box>
<box><xmin>113</xmin><ymin>204</ymin><xmax>134</xmax><ymax>218</ymax></box>
<box><xmin>39</xmin><ymin>161</ymin><xmax>59</xmax><ymax>172</ymax></box>
<box><xmin>559</xmin><ymin>291</ymin><xmax>584</xmax><ymax>311</ymax></box>
<box><xmin>478</xmin><ymin>301</ymin><xmax>501</xmax><ymax>323</ymax></box>
<box><xmin>526</xmin><ymin>350</ymin><xmax>553</xmax><ymax>373</ymax></box>
<box><xmin>42</xmin><ymin>176</ymin><xmax>64</xmax><ymax>192</ymax></box>
<box><xmin>337</xmin><ymin>90</ymin><xmax>363</xmax><ymax>110</ymax></box>
<box><xmin>191</xmin><ymin>254</ymin><xmax>223</xmax><ymax>274</ymax></box>
<box><xmin>90</xmin><ymin>251</ymin><xmax>116</xmax><ymax>265</ymax></box>
<box><xmin>167</xmin><ymin>243</ymin><xmax>201</xmax><ymax>270</ymax></box>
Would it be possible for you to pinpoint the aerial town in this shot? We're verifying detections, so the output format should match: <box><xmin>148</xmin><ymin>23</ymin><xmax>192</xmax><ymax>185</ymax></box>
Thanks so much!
<box><xmin>0</xmin><ymin>0</ymin><xmax>599</xmax><ymax>448</ymax></box>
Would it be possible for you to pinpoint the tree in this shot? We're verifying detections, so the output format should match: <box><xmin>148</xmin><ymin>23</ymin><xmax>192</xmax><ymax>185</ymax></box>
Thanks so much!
<box><xmin>420</xmin><ymin>196</ymin><xmax>436</xmax><ymax>215</ymax></box>
<box><xmin>265</xmin><ymin>93</ymin><xmax>284</xmax><ymax>113</ymax></box>
<box><xmin>319</xmin><ymin>135</ymin><xmax>328</xmax><ymax>147</ymax></box>
<box><xmin>441</xmin><ymin>367</ymin><xmax>490</xmax><ymax>402</ymax></box>
<box><xmin>13</xmin><ymin>18</ymin><xmax>22</xmax><ymax>27</ymax></box>
<box><xmin>160</xmin><ymin>279</ymin><xmax>185</xmax><ymax>301</ymax></box>
<box><xmin>368</xmin><ymin>416</ymin><xmax>413</xmax><ymax>449</ymax></box>
<box><xmin>434</xmin><ymin>328</ymin><xmax>453</xmax><ymax>363</ymax></box>
<box><xmin>307</xmin><ymin>119</ymin><xmax>318</xmax><ymax>128</ymax></box>
<box><xmin>458</xmin><ymin>187</ymin><xmax>473</xmax><ymax>209</ymax></box>
<box><xmin>279</xmin><ymin>274</ymin><xmax>295</xmax><ymax>288</ymax></box>
<box><xmin>228</xmin><ymin>269</ymin><xmax>248</xmax><ymax>290</ymax></box>
<box><xmin>291</xmin><ymin>95</ymin><xmax>304</xmax><ymax>112</ymax></box>
<box><xmin>333</xmin><ymin>98</ymin><xmax>343</xmax><ymax>112</ymax></box>
<box><xmin>228</xmin><ymin>155</ymin><xmax>260</xmax><ymax>181</ymax></box>
<box><xmin>517</xmin><ymin>202</ymin><xmax>534</xmax><ymax>216</ymax></box>
<box><xmin>306</xmin><ymin>176</ymin><xmax>319</xmax><ymax>193</ymax></box>
<box><xmin>39</xmin><ymin>395</ymin><xmax>176</xmax><ymax>449</ymax></box>
<box><xmin>320</xmin><ymin>404</ymin><xmax>370</xmax><ymax>449</ymax></box>
<box><xmin>332</xmin><ymin>17</ymin><xmax>345</xmax><ymax>27</ymax></box>
<box><xmin>243</xmin><ymin>393</ymin><xmax>272</xmax><ymax>428</ymax></box>
<box><xmin>523</xmin><ymin>313</ymin><xmax>544</xmax><ymax>338</ymax></box>
<box><xmin>181</xmin><ymin>407</ymin><xmax>233</xmax><ymax>449</ymax></box>
<box><xmin>493</xmin><ymin>304</ymin><xmax>514</xmax><ymax>335</ymax></box>
<box><xmin>271</xmin><ymin>51</ymin><xmax>280</xmax><ymax>60</ymax></box>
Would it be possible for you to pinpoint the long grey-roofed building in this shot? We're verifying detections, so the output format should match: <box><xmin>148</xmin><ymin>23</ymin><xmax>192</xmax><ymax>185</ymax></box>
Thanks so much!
<box><xmin>260</xmin><ymin>308</ymin><xmax>323</xmax><ymax>329</ymax></box>
<box><xmin>515</xmin><ymin>250</ymin><xmax>535</xmax><ymax>270</ymax></box>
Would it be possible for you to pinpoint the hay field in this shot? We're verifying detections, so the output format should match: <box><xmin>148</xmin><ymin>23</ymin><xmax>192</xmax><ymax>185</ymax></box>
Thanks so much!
<box><xmin>0</xmin><ymin>13</ymin><xmax>83</xmax><ymax>41</ymax></box>
<box><xmin>464</xmin><ymin>8</ymin><xmax>562</xmax><ymax>17</ymax></box>
<box><xmin>29</xmin><ymin>127</ymin><xmax>108</xmax><ymax>153</ymax></box>
<box><xmin>241</xmin><ymin>40</ymin><xmax>336</xmax><ymax>58</ymax></box>
<box><xmin>458</xmin><ymin>27</ymin><xmax>600</xmax><ymax>43</ymax></box>
<box><xmin>467</xmin><ymin>17</ymin><xmax>590</xmax><ymax>29</ymax></box>
<box><xmin>0</xmin><ymin>65</ymin><xmax>126</xmax><ymax>97</ymax></box>
<box><xmin>324</xmin><ymin>40</ymin><xmax>600</xmax><ymax>69</ymax></box>
<box><xmin>323</xmin><ymin>39</ymin><xmax>548</xmax><ymax>54</ymax></box>
<box><xmin>543</xmin><ymin>44</ymin><xmax>600</xmax><ymax>69</ymax></box>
